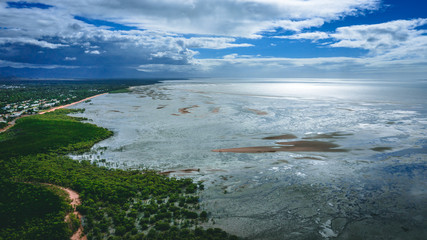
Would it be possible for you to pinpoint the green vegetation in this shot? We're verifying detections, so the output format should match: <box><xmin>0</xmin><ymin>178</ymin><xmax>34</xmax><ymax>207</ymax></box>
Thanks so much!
<box><xmin>0</xmin><ymin>109</ymin><xmax>112</xmax><ymax>160</ymax></box>
<box><xmin>108</xmin><ymin>88</ymin><xmax>132</xmax><ymax>94</ymax></box>
<box><xmin>0</xmin><ymin>109</ymin><xmax>237</xmax><ymax>240</ymax></box>
<box><xmin>0</xmin><ymin>181</ymin><xmax>72</xmax><ymax>240</ymax></box>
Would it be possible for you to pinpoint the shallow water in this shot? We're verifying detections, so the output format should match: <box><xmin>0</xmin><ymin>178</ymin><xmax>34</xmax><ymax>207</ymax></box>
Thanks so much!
<box><xmin>70</xmin><ymin>79</ymin><xmax>427</xmax><ymax>239</ymax></box>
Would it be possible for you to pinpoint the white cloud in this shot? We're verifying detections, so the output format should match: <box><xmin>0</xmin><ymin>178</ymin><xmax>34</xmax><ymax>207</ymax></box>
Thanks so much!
<box><xmin>85</xmin><ymin>50</ymin><xmax>101</xmax><ymax>55</ymax></box>
<box><xmin>33</xmin><ymin>0</ymin><xmax>379</xmax><ymax>37</ymax></box>
<box><xmin>273</xmin><ymin>18</ymin><xmax>326</xmax><ymax>32</ymax></box>
<box><xmin>223</xmin><ymin>53</ymin><xmax>239</xmax><ymax>59</ymax></box>
<box><xmin>0</xmin><ymin>37</ymin><xmax>67</xmax><ymax>49</ymax></box>
<box><xmin>0</xmin><ymin>2</ymin><xmax>92</xmax><ymax>41</ymax></box>
<box><xmin>183</xmin><ymin>37</ymin><xmax>253</xmax><ymax>49</ymax></box>
<box><xmin>0</xmin><ymin>1</ymin><xmax>259</xmax><ymax>70</ymax></box>
<box><xmin>1</xmin><ymin>0</ymin><xmax>425</xmax><ymax>79</ymax></box>
<box><xmin>136</xmin><ymin>63</ymin><xmax>198</xmax><ymax>73</ymax></box>
<box><xmin>223</xmin><ymin>53</ymin><xmax>260</xmax><ymax>59</ymax></box>
<box><xmin>279</xmin><ymin>18</ymin><xmax>427</xmax><ymax>61</ymax></box>
<box><xmin>193</xmin><ymin>55</ymin><xmax>361</xmax><ymax>71</ymax></box>
<box><xmin>0</xmin><ymin>59</ymin><xmax>78</xmax><ymax>69</ymax></box>
<box><xmin>275</xmin><ymin>31</ymin><xmax>330</xmax><ymax>41</ymax></box>
<box><xmin>330</xmin><ymin>19</ymin><xmax>427</xmax><ymax>52</ymax></box>
<box><xmin>135</xmin><ymin>53</ymin><xmax>426</xmax><ymax>79</ymax></box>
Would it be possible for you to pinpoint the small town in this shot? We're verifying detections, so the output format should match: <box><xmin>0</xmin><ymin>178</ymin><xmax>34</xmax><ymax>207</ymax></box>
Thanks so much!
<box><xmin>0</xmin><ymin>82</ymin><xmax>104</xmax><ymax>127</ymax></box>
<box><xmin>0</xmin><ymin>81</ymin><xmax>127</xmax><ymax>128</ymax></box>
<box><xmin>0</xmin><ymin>95</ymin><xmax>78</xmax><ymax>124</ymax></box>
<box><xmin>0</xmin><ymin>79</ymin><xmax>144</xmax><ymax>129</ymax></box>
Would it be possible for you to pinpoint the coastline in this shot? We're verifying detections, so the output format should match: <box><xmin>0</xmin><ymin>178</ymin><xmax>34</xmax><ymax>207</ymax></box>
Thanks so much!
<box><xmin>40</xmin><ymin>93</ymin><xmax>108</xmax><ymax>114</ymax></box>
<box><xmin>0</xmin><ymin>93</ymin><xmax>108</xmax><ymax>133</ymax></box>
<box><xmin>1</xmin><ymin>92</ymin><xmax>239</xmax><ymax>240</ymax></box>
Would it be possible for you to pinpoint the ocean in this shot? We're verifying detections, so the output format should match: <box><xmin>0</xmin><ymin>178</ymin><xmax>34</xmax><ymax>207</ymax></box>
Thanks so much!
<box><xmin>69</xmin><ymin>78</ymin><xmax>427</xmax><ymax>239</ymax></box>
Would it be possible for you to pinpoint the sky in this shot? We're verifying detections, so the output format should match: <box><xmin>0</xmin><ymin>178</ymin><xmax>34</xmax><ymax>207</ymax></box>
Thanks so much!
<box><xmin>0</xmin><ymin>0</ymin><xmax>426</xmax><ymax>80</ymax></box>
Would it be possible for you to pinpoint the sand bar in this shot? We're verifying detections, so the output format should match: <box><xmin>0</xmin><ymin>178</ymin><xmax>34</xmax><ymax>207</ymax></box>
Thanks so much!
<box><xmin>211</xmin><ymin>107</ymin><xmax>220</xmax><ymax>113</ymax></box>
<box><xmin>262</xmin><ymin>134</ymin><xmax>297</xmax><ymax>140</ymax></box>
<box><xmin>178</xmin><ymin>105</ymin><xmax>199</xmax><ymax>114</ymax></box>
<box><xmin>212</xmin><ymin>140</ymin><xmax>347</xmax><ymax>153</ymax></box>
<box><xmin>246</xmin><ymin>108</ymin><xmax>268</xmax><ymax>115</ymax></box>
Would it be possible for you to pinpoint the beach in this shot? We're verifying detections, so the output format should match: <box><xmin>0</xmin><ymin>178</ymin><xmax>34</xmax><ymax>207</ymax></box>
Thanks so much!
<box><xmin>40</xmin><ymin>93</ymin><xmax>108</xmax><ymax>114</ymax></box>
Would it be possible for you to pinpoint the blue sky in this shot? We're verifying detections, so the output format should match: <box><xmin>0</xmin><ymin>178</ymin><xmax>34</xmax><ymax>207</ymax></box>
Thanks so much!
<box><xmin>0</xmin><ymin>0</ymin><xmax>426</xmax><ymax>79</ymax></box>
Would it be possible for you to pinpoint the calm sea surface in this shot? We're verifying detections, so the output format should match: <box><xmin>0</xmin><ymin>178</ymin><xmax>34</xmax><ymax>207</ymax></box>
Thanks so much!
<box><xmin>70</xmin><ymin>79</ymin><xmax>427</xmax><ymax>239</ymax></box>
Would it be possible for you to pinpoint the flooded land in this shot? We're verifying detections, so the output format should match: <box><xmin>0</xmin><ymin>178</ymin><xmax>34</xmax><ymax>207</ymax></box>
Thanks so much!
<box><xmin>70</xmin><ymin>79</ymin><xmax>427</xmax><ymax>239</ymax></box>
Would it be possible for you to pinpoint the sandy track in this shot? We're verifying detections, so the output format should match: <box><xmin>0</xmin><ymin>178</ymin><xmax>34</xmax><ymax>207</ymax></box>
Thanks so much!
<box><xmin>26</xmin><ymin>183</ymin><xmax>86</xmax><ymax>240</ymax></box>
<box><xmin>60</xmin><ymin>187</ymin><xmax>86</xmax><ymax>240</ymax></box>
<box><xmin>50</xmin><ymin>185</ymin><xmax>86</xmax><ymax>240</ymax></box>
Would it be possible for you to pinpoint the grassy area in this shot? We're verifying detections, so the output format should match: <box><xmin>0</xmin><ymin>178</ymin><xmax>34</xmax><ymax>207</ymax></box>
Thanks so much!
<box><xmin>0</xmin><ymin>109</ymin><xmax>237</xmax><ymax>240</ymax></box>
<box><xmin>0</xmin><ymin>109</ymin><xmax>112</xmax><ymax>160</ymax></box>
<box><xmin>109</xmin><ymin>88</ymin><xmax>132</xmax><ymax>93</ymax></box>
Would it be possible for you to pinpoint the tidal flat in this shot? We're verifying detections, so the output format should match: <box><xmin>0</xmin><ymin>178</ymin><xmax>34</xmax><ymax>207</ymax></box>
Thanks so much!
<box><xmin>70</xmin><ymin>79</ymin><xmax>427</xmax><ymax>239</ymax></box>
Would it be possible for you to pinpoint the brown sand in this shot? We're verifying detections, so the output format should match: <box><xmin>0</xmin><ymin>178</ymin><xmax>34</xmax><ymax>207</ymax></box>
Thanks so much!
<box><xmin>178</xmin><ymin>105</ymin><xmax>199</xmax><ymax>114</ymax></box>
<box><xmin>40</xmin><ymin>93</ymin><xmax>108</xmax><ymax>114</ymax></box>
<box><xmin>212</xmin><ymin>140</ymin><xmax>347</xmax><ymax>153</ymax></box>
<box><xmin>36</xmin><ymin>184</ymin><xmax>86</xmax><ymax>240</ymax></box>
<box><xmin>211</xmin><ymin>107</ymin><xmax>220</xmax><ymax>113</ymax></box>
<box><xmin>246</xmin><ymin>108</ymin><xmax>268</xmax><ymax>115</ymax></box>
<box><xmin>61</xmin><ymin>187</ymin><xmax>86</xmax><ymax>240</ymax></box>
<box><xmin>262</xmin><ymin>134</ymin><xmax>297</xmax><ymax>140</ymax></box>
